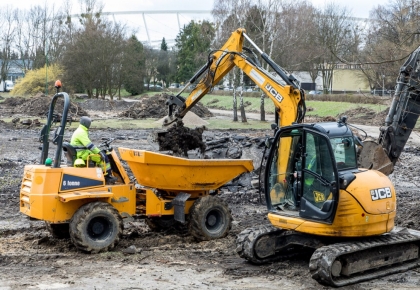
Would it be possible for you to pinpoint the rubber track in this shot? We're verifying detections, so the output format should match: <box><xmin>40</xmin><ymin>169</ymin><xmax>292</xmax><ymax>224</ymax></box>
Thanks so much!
<box><xmin>309</xmin><ymin>233</ymin><xmax>420</xmax><ymax>287</ymax></box>
<box><xmin>236</xmin><ymin>224</ymin><xmax>284</xmax><ymax>264</ymax></box>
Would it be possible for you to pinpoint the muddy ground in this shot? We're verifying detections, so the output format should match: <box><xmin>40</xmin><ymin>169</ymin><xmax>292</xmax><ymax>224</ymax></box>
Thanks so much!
<box><xmin>1</xmin><ymin>96</ymin><xmax>420</xmax><ymax>289</ymax></box>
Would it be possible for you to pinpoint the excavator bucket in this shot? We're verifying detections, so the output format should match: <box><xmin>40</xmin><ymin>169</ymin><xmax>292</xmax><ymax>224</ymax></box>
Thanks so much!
<box><xmin>358</xmin><ymin>140</ymin><xmax>394</xmax><ymax>175</ymax></box>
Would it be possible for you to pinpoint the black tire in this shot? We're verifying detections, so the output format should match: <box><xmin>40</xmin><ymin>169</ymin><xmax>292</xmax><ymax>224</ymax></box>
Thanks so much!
<box><xmin>188</xmin><ymin>196</ymin><xmax>232</xmax><ymax>241</ymax></box>
<box><xmin>145</xmin><ymin>216</ymin><xmax>176</xmax><ymax>231</ymax></box>
<box><xmin>45</xmin><ymin>222</ymin><xmax>70</xmax><ymax>239</ymax></box>
<box><xmin>69</xmin><ymin>202</ymin><xmax>123</xmax><ymax>253</ymax></box>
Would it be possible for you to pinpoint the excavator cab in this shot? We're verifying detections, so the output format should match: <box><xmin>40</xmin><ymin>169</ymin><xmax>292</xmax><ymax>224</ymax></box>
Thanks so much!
<box><xmin>265</xmin><ymin>121</ymin><xmax>357</xmax><ymax>224</ymax></box>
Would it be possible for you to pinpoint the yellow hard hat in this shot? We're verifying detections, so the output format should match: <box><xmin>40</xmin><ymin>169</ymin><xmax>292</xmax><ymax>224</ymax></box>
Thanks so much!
<box><xmin>74</xmin><ymin>158</ymin><xmax>86</xmax><ymax>167</ymax></box>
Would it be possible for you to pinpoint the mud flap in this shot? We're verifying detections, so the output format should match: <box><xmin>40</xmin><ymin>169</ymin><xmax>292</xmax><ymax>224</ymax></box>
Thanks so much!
<box><xmin>172</xmin><ymin>192</ymin><xmax>191</xmax><ymax>224</ymax></box>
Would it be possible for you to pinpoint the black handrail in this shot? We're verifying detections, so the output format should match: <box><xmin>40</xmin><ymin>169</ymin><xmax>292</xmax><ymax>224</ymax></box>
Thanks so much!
<box><xmin>39</xmin><ymin>92</ymin><xmax>70</xmax><ymax>168</ymax></box>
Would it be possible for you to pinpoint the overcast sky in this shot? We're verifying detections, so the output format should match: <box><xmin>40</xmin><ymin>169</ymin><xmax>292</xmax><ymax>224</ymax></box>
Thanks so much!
<box><xmin>9</xmin><ymin>0</ymin><xmax>386</xmax><ymax>45</ymax></box>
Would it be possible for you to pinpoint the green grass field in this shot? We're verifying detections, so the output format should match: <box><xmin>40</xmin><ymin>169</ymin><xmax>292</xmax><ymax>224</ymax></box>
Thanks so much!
<box><xmin>198</xmin><ymin>94</ymin><xmax>387</xmax><ymax>117</ymax></box>
<box><xmin>0</xmin><ymin>91</ymin><xmax>390</xmax><ymax>130</ymax></box>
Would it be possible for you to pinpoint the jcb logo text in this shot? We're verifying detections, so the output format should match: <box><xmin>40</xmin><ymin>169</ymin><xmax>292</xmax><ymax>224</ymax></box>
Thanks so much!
<box><xmin>265</xmin><ymin>84</ymin><xmax>284</xmax><ymax>103</ymax></box>
<box><xmin>370</xmin><ymin>187</ymin><xmax>392</xmax><ymax>201</ymax></box>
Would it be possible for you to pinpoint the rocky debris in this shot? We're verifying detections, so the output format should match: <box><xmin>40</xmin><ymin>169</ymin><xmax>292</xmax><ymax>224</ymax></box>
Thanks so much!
<box><xmin>119</xmin><ymin>94</ymin><xmax>213</xmax><ymax>119</ymax></box>
<box><xmin>203</xmin><ymin>131</ymin><xmax>266</xmax><ymax>164</ymax></box>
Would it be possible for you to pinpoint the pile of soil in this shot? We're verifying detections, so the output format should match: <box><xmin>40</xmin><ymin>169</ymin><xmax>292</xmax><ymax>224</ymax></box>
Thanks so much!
<box><xmin>338</xmin><ymin>107</ymin><xmax>389</xmax><ymax>126</ymax></box>
<box><xmin>3</xmin><ymin>96</ymin><xmax>88</xmax><ymax>117</ymax></box>
<box><xmin>81</xmin><ymin>99</ymin><xmax>133</xmax><ymax>111</ymax></box>
<box><xmin>119</xmin><ymin>94</ymin><xmax>213</xmax><ymax>119</ymax></box>
<box><xmin>2</xmin><ymin>97</ymin><xmax>27</xmax><ymax>107</ymax></box>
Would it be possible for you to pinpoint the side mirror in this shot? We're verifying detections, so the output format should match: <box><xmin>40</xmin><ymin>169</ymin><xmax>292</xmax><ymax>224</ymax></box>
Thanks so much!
<box><xmin>271</xmin><ymin>123</ymin><xmax>278</xmax><ymax>130</ymax></box>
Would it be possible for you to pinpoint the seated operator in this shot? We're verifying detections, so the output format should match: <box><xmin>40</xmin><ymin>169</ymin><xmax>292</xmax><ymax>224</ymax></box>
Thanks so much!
<box><xmin>70</xmin><ymin>116</ymin><xmax>118</xmax><ymax>184</ymax></box>
<box><xmin>302</xmin><ymin>153</ymin><xmax>332</xmax><ymax>209</ymax></box>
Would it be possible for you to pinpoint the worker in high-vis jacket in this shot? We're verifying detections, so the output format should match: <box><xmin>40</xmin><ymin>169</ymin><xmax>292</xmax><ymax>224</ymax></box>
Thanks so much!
<box><xmin>70</xmin><ymin>116</ymin><xmax>117</xmax><ymax>184</ymax></box>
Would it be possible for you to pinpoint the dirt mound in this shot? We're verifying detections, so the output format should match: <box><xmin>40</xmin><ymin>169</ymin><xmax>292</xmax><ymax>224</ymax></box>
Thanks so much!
<box><xmin>339</xmin><ymin>107</ymin><xmax>389</xmax><ymax>126</ymax></box>
<box><xmin>119</xmin><ymin>94</ymin><xmax>213</xmax><ymax>119</ymax></box>
<box><xmin>81</xmin><ymin>99</ymin><xmax>133</xmax><ymax>111</ymax></box>
<box><xmin>13</xmin><ymin>96</ymin><xmax>88</xmax><ymax>117</ymax></box>
<box><xmin>2</xmin><ymin>97</ymin><xmax>27</xmax><ymax>107</ymax></box>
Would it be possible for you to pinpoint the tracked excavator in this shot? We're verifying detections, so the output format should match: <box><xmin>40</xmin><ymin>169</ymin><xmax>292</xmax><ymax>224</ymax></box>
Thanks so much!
<box><xmin>162</xmin><ymin>29</ymin><xmax>420</xmax><ymax>287</ymax></box>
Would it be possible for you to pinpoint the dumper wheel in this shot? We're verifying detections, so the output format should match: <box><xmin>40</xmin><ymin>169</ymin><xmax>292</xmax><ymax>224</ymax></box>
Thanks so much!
<box><xmin>69</xmin><ymin>202</ymin><xmax>123</xmax><ymax>253</ymax></box>
<box><xmin>45</xmin><ymin>222</ymin><xmax>70</xmax><ymax>239</ymax></box>
<box><xmin>188</xmin><ymin>196</ymin><xmax>232</xmax><ymax>241</ymax></box>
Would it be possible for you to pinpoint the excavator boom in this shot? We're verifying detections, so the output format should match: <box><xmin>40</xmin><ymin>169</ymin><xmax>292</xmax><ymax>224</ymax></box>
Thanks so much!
<box><xmin>163</xmin><ymin>28</ymin><xmax>305</xmax><ymax>128</ymax></box>
<box><xmin>359</xmin><ymin>46</ymin><xmax>420</xmax><ymax>174</ymax></box>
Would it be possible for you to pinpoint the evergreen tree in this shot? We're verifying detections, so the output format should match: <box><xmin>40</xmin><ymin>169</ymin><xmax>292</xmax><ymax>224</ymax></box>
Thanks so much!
<box><xmin>122</xmin><ymin>35</ymin><xmax>145</xmax><ymax>95</ymax></box>
<box><xmin>174</xmin><ymin>20</ymin><xmax>215</xmax><ymax>83</ymax></box>
<box><xmin>161</xmin><ymin>37</ymin><xmax>168</xmax><ymax>51</ymax></box>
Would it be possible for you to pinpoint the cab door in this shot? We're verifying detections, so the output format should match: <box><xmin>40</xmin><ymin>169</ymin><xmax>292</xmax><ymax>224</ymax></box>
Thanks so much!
<box><xmin>299</xmin><ymin>129</ymin><xmax>339</xmax><ymax>223</ymax></box>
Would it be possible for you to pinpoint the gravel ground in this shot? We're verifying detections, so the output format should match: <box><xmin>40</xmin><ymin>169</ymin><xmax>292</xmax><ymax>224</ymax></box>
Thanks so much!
<box><xmin>1</xmin><ymin>99</ymin><xmax>420</xmax><ymax>290</ymax></box>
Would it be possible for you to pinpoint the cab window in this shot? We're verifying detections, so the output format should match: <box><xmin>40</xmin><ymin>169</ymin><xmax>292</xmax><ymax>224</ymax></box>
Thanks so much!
<box><xmin>330</xmin><ymin>137</ymin><xmax>357</xmax><ymax>170</ymax></box>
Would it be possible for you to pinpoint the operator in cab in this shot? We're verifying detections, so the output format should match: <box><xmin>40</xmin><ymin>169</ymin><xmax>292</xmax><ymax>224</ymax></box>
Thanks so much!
<box><xmin>70</xmin><ymin>116</ymin><xmax>117</xmax><ymax>184</ymax></box>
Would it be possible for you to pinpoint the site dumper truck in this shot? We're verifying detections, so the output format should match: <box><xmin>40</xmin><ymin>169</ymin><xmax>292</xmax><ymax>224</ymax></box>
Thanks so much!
<box><xmin>19</xmin><ymin>86</ymin><xmax>253</xmax><ymax>253</ymax></box>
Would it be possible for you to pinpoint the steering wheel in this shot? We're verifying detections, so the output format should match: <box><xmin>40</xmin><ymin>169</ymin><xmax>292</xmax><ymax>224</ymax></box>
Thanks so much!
<box><xmin>99</xmin><ymin>138</ymin><xmax>114</xmax><ymax>150</ymax></box>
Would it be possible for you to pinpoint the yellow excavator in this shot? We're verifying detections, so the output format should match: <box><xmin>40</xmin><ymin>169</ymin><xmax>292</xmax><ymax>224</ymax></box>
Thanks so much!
<box><xmin>161</xmin><ymin>28</ymin><xmax>420</xmax><ymax>287</ymax></box>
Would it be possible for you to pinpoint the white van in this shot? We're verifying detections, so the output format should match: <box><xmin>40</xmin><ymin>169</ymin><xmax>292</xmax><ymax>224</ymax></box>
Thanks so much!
<box><xmin>0</xmin><ymin>80</ymin><xmax>14</xmax><ymax>92</ymax></box>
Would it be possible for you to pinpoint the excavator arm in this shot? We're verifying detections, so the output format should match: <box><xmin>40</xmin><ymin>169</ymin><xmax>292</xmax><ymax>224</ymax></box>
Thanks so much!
<box><xmin>359</xmin><ymin>46</ymin><xmax>420</xmax><ymax>175</ymax></box>
<box><xmin>163</xmin><ymin>28</ymin><xmax>306</xmax><ymax>128</ymax></box>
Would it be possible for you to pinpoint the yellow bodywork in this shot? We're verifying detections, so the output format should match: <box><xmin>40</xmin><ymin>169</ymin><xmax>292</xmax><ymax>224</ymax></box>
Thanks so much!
<box><xmin>176</xmin><ymin>28</ymin><xmax>303</xmax><ymax>128</ymax></box>
<box><xmin>268</xmin><ymin>169</ymin><xmax>396</xmax><ymax>237</ymax></box>
<box><xmin>20</xmin><ymin>163</ymin><xmax>137</xmax><ymax>223</ymax></box>
<box><xmin>20</xmin><ymin>147</ymin><xmax>254</xmax><ymax>222</ymax></box>
<box><xmin>119</xmin><ymin>148</ymin><xmax>254</xmax><ymax>192</ymax></box>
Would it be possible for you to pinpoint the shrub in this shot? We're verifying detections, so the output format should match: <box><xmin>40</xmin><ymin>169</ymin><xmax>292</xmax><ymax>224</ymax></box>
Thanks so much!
<box><xmin>12</xmin><ymin>64</ymin><xmax>63</xmax><ymax>97</ymax></box>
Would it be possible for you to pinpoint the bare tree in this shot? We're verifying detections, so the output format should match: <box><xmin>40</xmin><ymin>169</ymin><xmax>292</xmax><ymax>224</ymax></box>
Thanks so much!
<box><xmin>212</xmin><ymin>0</ymin><xmax>252</xmax><ymax>121</ymax></box>
<box><xmin>60</xmin><ymin>0</ymin><xmax>129</xmax><ymax>99</ymax></box>
<box><xmin>314</xmin><ymin>3</ymin><xmax>355</xmax><ymax>93</ymax></box>
<box><xmin>0</xmin><ymin>5</ymin><xmax>17</xmax><ymax>89</ymax></box>
<box><xmin>360</xmin><ymin>0</ymin><xmax>420</xmax><ymax>91</ymax></box>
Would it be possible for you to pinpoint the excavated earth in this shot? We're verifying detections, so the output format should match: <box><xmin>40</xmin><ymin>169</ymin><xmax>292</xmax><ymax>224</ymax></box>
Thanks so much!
<box><xmin>1</xmin><ymin>96</ymin><xmax>420</xmax><ymax>289</ymax></box>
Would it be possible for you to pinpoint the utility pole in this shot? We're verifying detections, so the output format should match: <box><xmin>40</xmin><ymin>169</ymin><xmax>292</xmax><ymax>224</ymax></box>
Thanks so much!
<box><xmin>45</xmin><ymin>41</ymin><xmax>48</xmax><ymax>95</ymax></box>
<box><xmin>382</xmin><ymin>74</ymin><xmax>385</xmax><ymax>97</ymax></box>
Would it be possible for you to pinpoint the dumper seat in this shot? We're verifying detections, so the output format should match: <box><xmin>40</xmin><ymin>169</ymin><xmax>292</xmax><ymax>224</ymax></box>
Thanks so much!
<box><xmin>62</xmin><ymin>142</ymin><xmax>77</xmax><ymax>166</ymax></box>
